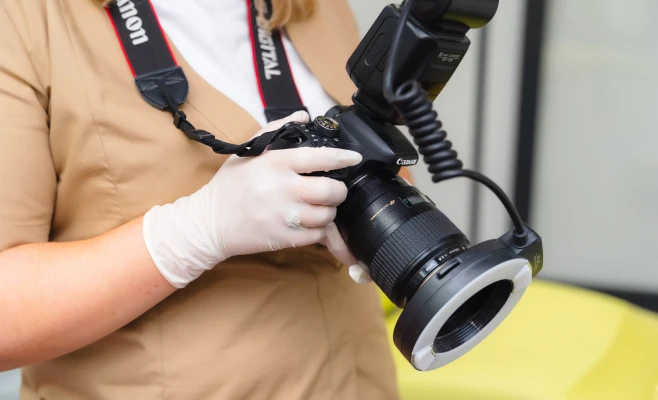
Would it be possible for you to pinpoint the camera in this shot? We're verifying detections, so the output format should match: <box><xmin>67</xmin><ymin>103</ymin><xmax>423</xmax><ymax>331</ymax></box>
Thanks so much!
<box><xmin>268</xmin><ymin>0</ymin><xmax>544</xmax><ymax>371</ymax></box>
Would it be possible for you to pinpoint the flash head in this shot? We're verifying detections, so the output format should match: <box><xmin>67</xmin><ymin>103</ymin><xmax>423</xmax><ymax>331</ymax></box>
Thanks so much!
<box><xmin>347</xmin><ymin>0</ymin><xmax>499</xmax><ymax>124</ymax></box>
<box><xmin>410</xmin><ymin>0</ymin><xmax>500</xmax><ymax>29</ymax></box>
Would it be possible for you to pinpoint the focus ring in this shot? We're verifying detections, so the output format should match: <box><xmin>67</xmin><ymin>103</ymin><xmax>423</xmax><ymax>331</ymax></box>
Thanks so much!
<box><xmin>369</xmin><ymin>209</ymin><xmax>466</xmax><ymax>302</ymax></box>
<box><xmin>339</xmin><ymin>172</ymin><xmax>397</xmax><ymax>221</ymax></box>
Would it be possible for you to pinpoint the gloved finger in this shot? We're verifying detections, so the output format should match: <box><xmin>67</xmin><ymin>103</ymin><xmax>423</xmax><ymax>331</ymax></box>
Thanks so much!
<box><xmin>272</xmin><ymin>147</ymin><xmax>362</xmax><ymax>174</ymax></box>
<box><xmin>349</xmin><ymin>264</ymin><xmax>373</xmax><ymax>284</ymax></box>
<box><xmin>286</xmin><ymin>226</ymin><xmax>328</xmax><ymax>249</ymax></box>
<box><xmin>324</xmin><ymin>224</ymin><xmax>372</xmax><ymax>284</ymax></box>
<box><xmin>296</xmin><ymin>205</ymin><xmax>337</xmax><ymax>229</ymax></box>
<box><xmin>295</xmin><ymin>176</ymin><xmax>348</xmax><ymax>206</ymax></box>
<box><xmin>255</xmin><ymin>110</ymin><xmax>310</xmax><ymax>137</ymax></box>
<box><xmin>321</xmin><ymin>222</ymin><xmax>363</xmax><ymax>272</ymax></box>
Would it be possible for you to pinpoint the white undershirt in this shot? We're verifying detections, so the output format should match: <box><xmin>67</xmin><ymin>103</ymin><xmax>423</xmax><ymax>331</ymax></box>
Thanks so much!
<box><xmin>151</xmin><ymin>0</ymin><xmax>337</xmax><ymax>127</ymax></box>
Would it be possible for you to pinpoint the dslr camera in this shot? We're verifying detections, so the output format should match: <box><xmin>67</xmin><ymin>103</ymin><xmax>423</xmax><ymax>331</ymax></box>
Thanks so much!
<box><xmin>270</xmin><ymin>0</ymin><xmax>543</xmax><ymax>371</ymax></box>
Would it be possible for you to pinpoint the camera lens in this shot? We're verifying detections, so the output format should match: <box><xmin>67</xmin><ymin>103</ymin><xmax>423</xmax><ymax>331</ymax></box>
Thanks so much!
<box><xmin>337</xmin><ymin>169</ymin><xmax>534</xmax><ymax>371</ymax></box>
<box><xmin>336</xmin><ymin>170</ymin><xmax>470</xmax><ymax>307</ymax></box>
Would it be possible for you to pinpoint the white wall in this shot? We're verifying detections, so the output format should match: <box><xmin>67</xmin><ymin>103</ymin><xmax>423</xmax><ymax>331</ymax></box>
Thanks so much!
<box><xmin>533</xmin><ymin>0</ymin><xmax>658</xmax><ymax>291</ymax></box>
<box><xmin>476</xmin><ymin>0</ymin><xmax>526</xmax><ymax>241</ymax></box>
<box><xmin>0</xmin><ymin>370</ymin><xmax>19</xmax><ymax>400</ymax></box>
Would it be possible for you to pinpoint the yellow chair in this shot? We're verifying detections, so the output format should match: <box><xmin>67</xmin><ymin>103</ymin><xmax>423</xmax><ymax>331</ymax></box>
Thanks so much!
<box><xmin>383</xmin><ymin>281</ymin><xmax>658</xmax><ymax>400</ymax></box>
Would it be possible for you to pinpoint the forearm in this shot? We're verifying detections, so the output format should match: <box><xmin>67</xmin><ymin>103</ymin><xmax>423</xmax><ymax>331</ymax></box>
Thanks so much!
<box><xmin>0</xmin><ymin>217</ymin><xmax>176</xmax><ymax>371</ymax></box>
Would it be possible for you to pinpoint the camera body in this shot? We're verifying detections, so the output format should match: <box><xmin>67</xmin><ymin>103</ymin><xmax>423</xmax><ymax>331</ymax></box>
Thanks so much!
<box><xmin>269</xmin><ymin>109</ymin><xmax>419</xmax><ymax>182</ymax></box>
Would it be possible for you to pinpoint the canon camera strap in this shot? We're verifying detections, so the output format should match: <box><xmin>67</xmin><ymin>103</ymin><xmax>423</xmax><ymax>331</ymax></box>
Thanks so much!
<box><xmin>246</xmin><ymin>0</ymin><xmax>307</xmax><ymax>121</ymax></box>
<box><xmin>106</xmin><ymin>0</ymin><xmax>307</xmax><ymax>156</ymax></box>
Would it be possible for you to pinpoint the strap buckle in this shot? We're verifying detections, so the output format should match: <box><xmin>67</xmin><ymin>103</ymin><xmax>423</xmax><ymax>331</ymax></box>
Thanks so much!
<box><xmin>173</xmin><ymin>110</ymin><xmax>188</xmax><ymax>128</ymax></box>
<box><xmin>184</xmin><ymin>129</ymin><xmax>215</xmax><ymax>142</ymax></box>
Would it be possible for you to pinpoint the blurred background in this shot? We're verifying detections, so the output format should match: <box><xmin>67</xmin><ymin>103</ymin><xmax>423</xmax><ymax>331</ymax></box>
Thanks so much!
<box><xmin>351</xmin><ymin>0</ymin><xmax>658</xmax><ymax>300</ymax></box>
<box><xmin>2</xmin><ymin>0</ymin><xmax>657</xmax><ymax>398</ymax></box>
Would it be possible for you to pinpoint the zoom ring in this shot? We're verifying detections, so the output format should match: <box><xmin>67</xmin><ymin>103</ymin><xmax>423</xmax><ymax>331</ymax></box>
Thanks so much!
<box><xmin>369</xmin><ymin>209</ymin><xmax>467</xmax><ymax>302</ymax></box>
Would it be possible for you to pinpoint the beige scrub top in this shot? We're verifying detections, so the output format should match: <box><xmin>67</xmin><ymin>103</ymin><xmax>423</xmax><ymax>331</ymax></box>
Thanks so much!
<box><xmin>0</xmin><ymin>0</ymin><xmax>400</xmax><ymax>399</ymax></box>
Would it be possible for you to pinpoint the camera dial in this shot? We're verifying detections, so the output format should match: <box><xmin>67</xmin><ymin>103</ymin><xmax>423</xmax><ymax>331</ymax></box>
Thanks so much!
<box><xmin>314</xmin><ymin>116</ymin><xmax>341</xmax><ymax>138</ymax></box>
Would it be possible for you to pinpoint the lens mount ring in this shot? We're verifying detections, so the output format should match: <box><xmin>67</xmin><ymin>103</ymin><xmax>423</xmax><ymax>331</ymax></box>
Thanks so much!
<box><xmin>397</xmin><ymin>256</ymin><xmax>532</xmax><ymax>371</ymax></box>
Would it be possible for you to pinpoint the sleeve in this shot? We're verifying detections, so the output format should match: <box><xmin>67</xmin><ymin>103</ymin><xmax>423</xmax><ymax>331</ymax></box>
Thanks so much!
<box><xmin>0</xmin><ymin>4</ymin><xmax>57</xmax><ymax>251</ymax></box>
<box><xmin>399</xmin><ymin>167</ymin><xmax>414</xmax><ymax>183</ymax></box>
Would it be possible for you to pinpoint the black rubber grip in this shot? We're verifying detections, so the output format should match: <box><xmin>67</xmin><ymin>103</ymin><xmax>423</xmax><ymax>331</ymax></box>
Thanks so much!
<box><xmin>369</xmin><ymin>209</ymin><xmax>466</xmax><ymax>300</ymax></box>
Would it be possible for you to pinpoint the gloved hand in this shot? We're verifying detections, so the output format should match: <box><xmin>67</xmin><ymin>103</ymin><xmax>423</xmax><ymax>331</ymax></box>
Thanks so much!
<box><xmin>143</xmin><ymin>111</ymin><xmax>370</xmax><ymax>288</ymax></box>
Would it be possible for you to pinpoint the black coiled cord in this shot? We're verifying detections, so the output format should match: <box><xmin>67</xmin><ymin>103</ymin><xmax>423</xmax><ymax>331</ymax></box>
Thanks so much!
<box><xmin>393</xmin><ymin>81</ymin><xmax>464</xmax><ymax>177</ymax></box>
<box><xmin>385</xmin><ymin>0</ymin><xmax>527</xmax><ymax>239</ymax></box>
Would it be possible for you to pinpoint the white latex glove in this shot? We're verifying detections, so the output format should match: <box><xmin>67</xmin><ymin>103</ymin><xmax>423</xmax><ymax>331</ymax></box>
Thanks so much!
<box><xmin>321</xmin><ymin>222</ymin><xmax>373</xmax><ymax>284</ymax></box>
<box><xmin>143</xmin><ymin>111</ymin><xmax>368</xmax><ymax>288</ymax></box>
<box><xmin>348</xmin><ymin>263</ymin><xmax>373</xmax><ymax>284</ymax></box>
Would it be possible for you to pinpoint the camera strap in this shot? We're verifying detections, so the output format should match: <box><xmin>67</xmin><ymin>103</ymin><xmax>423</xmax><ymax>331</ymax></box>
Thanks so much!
<box><xmin>106</xmin><ymin>0</ymin><xmax>307</xmax><ymax>156</ymax></box>
<box><xmin>247</xmin><ymin>0</ymin><xmax>308</xmax><ymax>122</ymax></box>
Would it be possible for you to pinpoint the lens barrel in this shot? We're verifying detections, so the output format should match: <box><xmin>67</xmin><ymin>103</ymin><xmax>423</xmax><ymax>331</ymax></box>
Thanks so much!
<box><xmin>336</xmin><ymin>170</ymin><xmax>470</xmax><ymax>307</ymax></box>
<box><xmin>337</xmin><ymin>169</ymin><xmax>535</xmax><ymax>371</ymax></box>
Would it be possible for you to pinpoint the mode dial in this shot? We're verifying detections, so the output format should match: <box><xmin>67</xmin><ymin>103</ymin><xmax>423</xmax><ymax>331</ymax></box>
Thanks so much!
<box><xmin>313</xmin><ymin>116</ymin><xmax>341</xmax><ymax>138</ymax></box>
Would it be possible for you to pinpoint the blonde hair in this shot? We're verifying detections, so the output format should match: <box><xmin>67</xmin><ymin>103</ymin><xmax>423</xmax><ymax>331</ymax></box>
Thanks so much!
<box><xmin>95</xmin><ymin>0</ymin><xmax>315</xmax><ymax>29</ymax></box>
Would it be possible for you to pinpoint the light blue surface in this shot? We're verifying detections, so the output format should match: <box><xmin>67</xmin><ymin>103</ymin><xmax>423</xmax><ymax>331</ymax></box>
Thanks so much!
<box><xmin>0</xmin><ymin>370</ymin><xmax>19</xmax><ymax>400</ymax></box>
